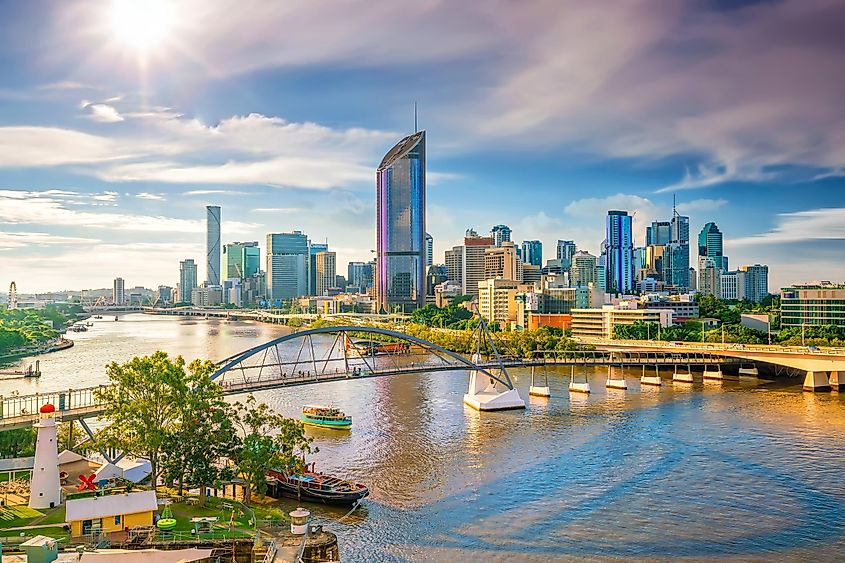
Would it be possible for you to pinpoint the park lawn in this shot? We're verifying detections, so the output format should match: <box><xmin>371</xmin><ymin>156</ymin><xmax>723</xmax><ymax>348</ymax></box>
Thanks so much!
<box><xmin>36</xmin><ymin>505</ymin><xmax>66</xmax><ymax>525</ymax></box>
<box><xmin>0</xmin><ymin>505</ymin><xmax>43</xmax><ymax>527</ymax></box>
<box><xmin>0</xmin><ymin>526</ymin><xmax>68</xmax><ymax>540</ymax></box>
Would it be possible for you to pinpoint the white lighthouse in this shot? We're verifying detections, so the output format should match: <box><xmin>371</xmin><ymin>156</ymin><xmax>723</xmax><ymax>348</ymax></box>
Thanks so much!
<box><xmin>29</xmin><ymin>403</ymin><xmax>62</xmax><ymax>509</ymax></box>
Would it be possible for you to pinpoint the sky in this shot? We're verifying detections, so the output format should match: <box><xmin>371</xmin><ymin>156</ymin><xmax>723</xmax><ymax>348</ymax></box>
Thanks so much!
<box><xmin>0</xmin><ymin>0</ymin><xmax>844</xmax><ymax>293</ymax></box>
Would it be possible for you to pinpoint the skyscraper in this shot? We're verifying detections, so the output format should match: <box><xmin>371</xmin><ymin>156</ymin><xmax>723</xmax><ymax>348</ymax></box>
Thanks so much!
<box><xmin>315</xmin><ymin>251</ymin><xmax>337</xmax><ymax>296</ymax></box>
<box><xmin>206</xmin><ymin>205</ymin><xmax>221</xmax><ymax>286</ymax></box>
<box><xmin>179</xmin><ymin>259</ymin><xmax>197</xmax><ymax>303</ymax></box>
<box><xmin>521</xmin><ymin>240</ymin><xmax>543</xmax><ymax>267</ymax></box>
<box><xmin>266</xmin><ymin>232</ymin><xmax>309</xmax><ymax>301</ymax></box>
<box><xmin>698</xmin><ymin>222</ymin><xmax>728</xmax><ymax>271</ymax></box>
<box><xmin>740</xmin><ymin>264</ymin><xmax>769</xmax><ymax>303</ymax></box>
<box><xmin>556</xmin><ymin>240</ymin><xmax>576</xmax><ymax>267</ymax></box>
<box><xmin>646</xmin><ymin>221</ymin><xmax>671</xmax><ymax>245</ymax></box>
<box><xmin>376</xmin><ymin>130</ymin><xmax>426</xmax><ymax>313</ymax></box>
<box><xmin>308</xmin><ymin>240</ymin><xmax>329</xmax><ymax>295</ymax></box>
<box><xmin>347</xmin><ymin>261</ymin><xmax>374</xmax><ymax>292</ymax></box>
<box><xmin>223</xmin><ymin>242</ymin><xmax>260</xmax><ymax>280</ymax></box>
<box><xmin>484</xmin><ymin>241</ymin><xmax>522</xmax><ymax>281</ymax></box>
<box><xmin>571</xmin><ymin>250</ymin><xmax>598</xmax><ymax>287</ymax></box>
<box><xmin>491</xmin><ymin>224</ymin><xmax>512</xmax><ymax>247</ymax></box>
<box><xmin>605</xmin><ymin>211</ymin><xmax>633</xmax><ymax>294</ymax></box>
<box><xmin>663</xmin><ymin>210</ymin><xmax>690</xmax><ymax>289</ymax></box>
<box><xmin>113</xmin><ymin>277</ymin><xmax>125</xmax><ymax>305</ymax></box>
<box><xmin>425</xmin><ymin>232</ymin><xmax>433</xmax><ymax>268</ymax></box>
<box><xmin>446</xmin><ymin>231</ymin><xmax>494</xmax><ymax>296</ymax></box>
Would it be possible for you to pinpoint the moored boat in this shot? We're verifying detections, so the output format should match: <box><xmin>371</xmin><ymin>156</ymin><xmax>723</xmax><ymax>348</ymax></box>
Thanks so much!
<box><xmin>266</xmin><ymin>466</ymin><xmax>368</xmax><ymax>506</ymax></box>
<box><xmin>301</xmin><ymin>405</ymin><xmax>352</xmax><ymax>430</ymax></box>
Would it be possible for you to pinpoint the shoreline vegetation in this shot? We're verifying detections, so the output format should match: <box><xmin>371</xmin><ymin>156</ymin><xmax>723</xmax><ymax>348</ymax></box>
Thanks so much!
<box><xmin>0</xmin><ymin>305</ymin><xmax>83</xmax><ymax>362</ymax></box>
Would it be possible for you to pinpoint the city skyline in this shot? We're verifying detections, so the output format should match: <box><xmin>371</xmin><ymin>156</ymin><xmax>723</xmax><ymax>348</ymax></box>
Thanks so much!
<box><xmin>0</xmin><ymin>1</ymin><xmax>844</xmax><ymax>292</ymax></box>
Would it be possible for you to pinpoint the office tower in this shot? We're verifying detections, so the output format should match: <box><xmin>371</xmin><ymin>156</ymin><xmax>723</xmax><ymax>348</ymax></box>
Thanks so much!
<box><xmin>347</xmin><ymin>261</ymin><xmax>374</xmax><ymax>292</ymax></box>
<box><xmin>646</xmin><ymin>221</ymin><xmax>671</xmax><ymax>246</ymax></box>
<box><xmin>223</xmin><ymin>242</ymin><xmax>260</xmax><ymax>280</ymax></box>
<box><xmin>571</xmin><ymin>251</ymin><xmax>598</xmax><ymax>286</ymax></box>
<box><xmin>376</xmin><ymin>130</ymin><xmax>426</xmax><ymax>313</ymax></box>
<box><xmin>179</xmin><ymin>259</ymin><xmax>197</xmax><ymax>303</ymax></box>
<box><xmin>308</xmin><ymin>241</ymin><xmax>329</xmax><ymax>295</ymax></box>
<box><xmin>446</xmin><ymin>231</ymin><xmax>494</xmax><ymax>296</ymax></box>
<box><xmin>425</xmin><ymin>233</ymin><xmax>433</xmax><ymax>268</ymax></box>
<box><xmin>484</xmin><ymin>241</ymin><xmax>522</xmax><ymax>281</ymax></box>
<box><xmin>521</xmin><ymin>240</ymin><xmax>543</xmax><ymax>267</ymax></box>
<box><xmin>491</xmin><ymin>224</ymin><xmax>512</xmax><ymax>247</ymax></box>
<box><xmin>605</xmin><ymin>211</ymin><xmax>633</xmax><ymax>294</ymax></box>
<box><xmin>663</xmin><ymin>208</ymin><xmax>690</xmax><ymax>289</ymax></box>
<box><xmin>112</xmin><ymin>277</ymin><xmax>125</xmax><ymax>305</ymax></box>
<box><xmin>426</xmin><ymin>265</ymin><xmax>448</xmax><ymax>302</ymax></box>
<box><xmin>315</xmin><ymin>251</ymin><xmax>337</xmax><ymax>296</ymax></box>
<box><xmin>740</xmin><ymin>264</ymin><xmax>769</xmax><ymax>303</ymax></box>
<box><xmin>699</xmin><ymin>258</ymin><xmax>721</xmax><ymax>296</ymax></box>
<box><xmin>206</xmin><ymin>205</ymin><xmax>221</xmax><ymax>286</ymax></box>
<box><xmin>698</xmin><ymin>222</ymin><xmax>728</xmax><ymax>271</ymax></box>
<box><xmin>556</xmin><ymin>240</ymin><xmax>576</xmax><ymax>271</ymax></box>
<box><xmin>266</xmin><ymin>231</ymin><xmax>309</xmax><ymax>301</ymax></box>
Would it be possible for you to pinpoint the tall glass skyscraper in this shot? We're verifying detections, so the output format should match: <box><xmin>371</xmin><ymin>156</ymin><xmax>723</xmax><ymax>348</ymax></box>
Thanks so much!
<box><xmin>491</xmin><ymin>224</ymin><xmax>512</xmax><ymax>247</ymax></box>
<box><xmin>521</xmin><ymin>240</ymin><xmax>543</xmax><ymax>267</ymax></box>
<box><xmin>605</xmin><ymin>211</ymin><xmax>633</xmax><ymax>294</ymax></box>
<box><xmin>266</xmin><ymin>231</ymin><xmax>309</xmax><ymax>301</ymax></box>
<box><xmin>376</xmin><ymin>130</ymin><xmax>426</xmax><ymax>313</ymax></box>
<box><xmin>698</xmin><ymin>222</ymin><xmax>728</xmax><ymax>271</ymax></box>
<box><xmin>206</xmin><ymin>205</ymin><xmax>221</xmax><ymax>286</ymax></box>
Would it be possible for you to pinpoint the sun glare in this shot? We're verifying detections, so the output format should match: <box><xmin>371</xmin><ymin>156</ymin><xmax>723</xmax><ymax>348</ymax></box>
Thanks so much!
<box><xmin>110</xmin><ymin>0</ymin><xmax>175</xmax><ymax>52</ymax></box>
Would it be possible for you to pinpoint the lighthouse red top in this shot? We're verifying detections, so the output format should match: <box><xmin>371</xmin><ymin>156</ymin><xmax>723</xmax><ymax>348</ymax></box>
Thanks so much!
<box><xmin>39</xmin><ymin>403</ymin><xmax>55</xmax><ymax>414</ymax></box>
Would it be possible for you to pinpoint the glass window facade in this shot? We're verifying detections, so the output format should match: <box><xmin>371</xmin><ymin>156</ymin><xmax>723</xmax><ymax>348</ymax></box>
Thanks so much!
<box><xmin>376</xmin><ymin>131</ymin><xmax>426</xmax><ymax>312</ymax></box>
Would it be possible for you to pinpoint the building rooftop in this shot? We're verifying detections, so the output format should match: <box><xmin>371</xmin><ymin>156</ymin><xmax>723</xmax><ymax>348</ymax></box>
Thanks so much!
<box><xmin>378</xmin><ymin>130</ymin><xmax>425</xmax><ymax>170</ymax></box>
<box><xmin>65</xmin><ymin>490</ymin><xmax>158</xmax><ymax>522</ymax></box>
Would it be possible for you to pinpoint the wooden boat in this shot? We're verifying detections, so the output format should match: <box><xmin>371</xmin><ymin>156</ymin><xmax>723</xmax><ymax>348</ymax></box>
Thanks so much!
<box><xmin>266</xmin><ymin>465</ymin><xmax>368</xmax><ymax>506</ymax></box>
<box><xmin>301</xmin><ymin>405</ymin><xmax>352</xmax><ymax>430</ymax></box>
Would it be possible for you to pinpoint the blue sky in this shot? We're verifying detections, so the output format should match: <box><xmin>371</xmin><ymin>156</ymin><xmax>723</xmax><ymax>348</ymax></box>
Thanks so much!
<box><xmin>0</xmin><ymin>0</ymin><xmax>843</xmax><ymax>292</ymax></box>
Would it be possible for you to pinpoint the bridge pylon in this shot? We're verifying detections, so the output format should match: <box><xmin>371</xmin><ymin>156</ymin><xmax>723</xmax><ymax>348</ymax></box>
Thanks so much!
<box><xmin>463</xmin><ymin>313</ymin><xmax>525</xmax><ymax>411</ymax></box>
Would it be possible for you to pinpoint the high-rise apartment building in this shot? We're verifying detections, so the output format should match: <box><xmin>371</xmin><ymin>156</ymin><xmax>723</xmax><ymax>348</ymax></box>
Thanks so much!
<box><xmin>740</xmin><ymin>264</ymin><xmax>769</xmax><ymax>303</ymax></box>
<box><xmin>179</xmin><ymin>259</ymin><xmax>197</xmax><ymax>303</ymax></box>
<box><xmin>112</xmin><ymin>277</ymin><xmax>125</xmax><ymax>306</ymax></box>
<box><xmin>571</xmin><ymin>250</ymin><xmax>598</xmax><ymax>287</ymax></box>
<box><xmin>484</xmin><ymin>241</ymin><xmax>522</xmax><ymax>281</ymax></box>
<box><xmin>556</xmin><ymin>240</ymin><xmax>576</xmax><ymax>270</ymax></box>
<box><xmin>491</xmin><ymin>224</ymin><xmax>512</xmax><ymax>247</ymax></box>
<box><xmin>605</xmin><ymin>211</ymin><xmax>633</xmax><ymax>294</ymax></box>
<box><xmin>698</xmin><ymin>222</ymin><xmax>728</xmax><ymax>271</ymax></box>
<box><xmin>223</xmin><ymin>242</ymin><xmax>260</xmax><ymax>280</ymax></box>
<box><xmin>521</xmin><ymin>240</ymin><xmax>543</xmax><ymax>267</ymax></box>
<box><xmin>446</xmin><ymin>231</ymin><xmax>494</xmax><ymax>296</ymax></box>
<box><xmin>376</xmin><ymin>131</ymin><xmax>426</xmax><ymax>313</ymax></box>
<box><xmin>425</xmin><ymin>233</ymin><xmax>433</xmax><ymax>268</ymax></box>
<box><xmin>308</xmin><ymin>241</ymin><xmax>329</xmax><ymax>295</ymax></box>
<box><xmin>266</xmin><ymin>232</ymin><xmax>309</xmax><ymax>301</ymax></box>
<box><xmin>206</xmin><ymin>205</ymin><xmax>221</xmax><ymax>286</ymax></box>
<box><xmin>698</xmin><ymin>257</ymin><xmax>721</xmax><ymax>297</ymax></box>
<box><xmin>315</xmin><ymin>251</ymin><xmax>337</xmax><ymax>296</ymax></box>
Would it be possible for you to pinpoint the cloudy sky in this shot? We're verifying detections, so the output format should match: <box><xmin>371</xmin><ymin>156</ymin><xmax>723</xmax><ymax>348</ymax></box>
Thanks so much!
<box><xmin>0</xmin><ymin>0</ymin><xmax>844</xmax><ymax>292</ymax></box>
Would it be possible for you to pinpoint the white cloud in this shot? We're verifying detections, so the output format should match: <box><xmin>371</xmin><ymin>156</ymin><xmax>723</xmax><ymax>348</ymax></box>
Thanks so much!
<box><xmin>183</xmin><ymin>189</ymin><xmax>252</xmax><ymax>196</ymax></box>
<box><xmin>729</xmin><ymin>208</ymin><xmax>845</xmax><ymax>246</ymax></box>
<box><xmin>0</xmin><ymin>126</ymin><xmax>125</xmax><ymax>167</ymax></box>
<box><xmin>86</xmin><ymin>103</ymin><xmax>124</xmax><ymax>123</ymax></box>
<box><xmin>0</xmin><ymin>231</ymin><xmax>101</xmax><ymax>250</ymax></box>
<box><xmin>136</xmin><ymin>192</ymin><xmax>166</xmax><ymax>201</ymax></box>
<box><xmin>252</xmin><ymin>208</ymin><xmax>301</xmax><ymax>213</ymax></box>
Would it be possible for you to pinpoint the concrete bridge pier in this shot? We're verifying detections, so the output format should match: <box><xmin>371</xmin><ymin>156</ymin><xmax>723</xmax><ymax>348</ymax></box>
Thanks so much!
<box><xmin>529</xmin><ymin>365</ymin><xmax>551</xmax><ymax>398</ymax></box>
<box><xmin>703</xmin><ymin>364</ymin><xmax>724</xmax><ymax>380</ymax></box>
<box><xmin>829</xmin><ymin>371</ymin><xmax>842</xmax><ymax>391</ymax></box>
<box><xmin>673</xmin><ymin>364</ymin><xmax>694</xmax><ymax>383</ymax></box>
<box><xmin>569</xmin><ymin>365</ymin><xmax>591</xmax><ymax>394</ymax></box>
<box><xmin>640</xmin><ymin>365</ymin><xmax>662</xmax><ymax>386</ymax></box>
<box><xmin>605</xmin><ymin>365</ymin><xmax>627</xmax><ymax>390</ymax></box>
<box><xmin>803</xmin><ymin>371</ymin><xmax>832</xmax><ymax>392</ymax></box>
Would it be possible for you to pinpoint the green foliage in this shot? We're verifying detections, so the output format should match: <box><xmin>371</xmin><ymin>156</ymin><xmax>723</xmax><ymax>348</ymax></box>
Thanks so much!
<box><xmin>0</xmin><ymin>427</ymin><xmax>36</xmax><ymax>457</ymax></box>
<box><xmin>229</xmin><ymin>395</ymin><xmax>314</xmax><ymax>504</ymax></box>
<box><xmin>410</xmin><ymin>303</ymin><xmax>473</xmax><ymax>329</ymax></box>
<box><xmin>0</xmin><ymin>306</ymin><xmax>71</xmax><ymax>355</ymax></box>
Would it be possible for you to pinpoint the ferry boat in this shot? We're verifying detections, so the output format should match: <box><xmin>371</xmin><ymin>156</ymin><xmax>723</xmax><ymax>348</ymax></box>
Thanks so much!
<box><xmin>345</xmin><ymin>338</ymin><xmax>410</xmax><ymax>357</ymax></box>
<box><xmin>266</xmin><ymin>465</ymin><xmax>369</xmax><ymax>506</ymax></box>
<box><xmin>301</xmin><ymin>405</ymin><xmax>352</xmax><ymax>430</ymax></box>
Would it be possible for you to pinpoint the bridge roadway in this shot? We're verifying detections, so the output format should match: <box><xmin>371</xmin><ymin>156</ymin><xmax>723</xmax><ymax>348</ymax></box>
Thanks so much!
<box><xmin>82</xmin><ymin>306</ymin><xmax>410</xmax><ymax>324</ymax></box>
<box><xmin>0</xmin><ymin>350</ymin><xmax>739</xmax><ymax>431</ymax></box>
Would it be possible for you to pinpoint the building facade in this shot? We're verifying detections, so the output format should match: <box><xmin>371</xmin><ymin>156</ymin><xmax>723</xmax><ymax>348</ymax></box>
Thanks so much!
<box><xmin>266</xmin><ymin>232</ymin><xmax>309</xmax><ymax>301</ymax></box>
<box><xmin>425</xmin><ymin>232</ymin><xmax>433</xmax><ymax>268</ymax></box>
<box><xmin>571</xmin><ymin>306</ymin><xmax>673</xmax><ymax>339</ymax></box>
<box><xmin>605</xmin><ymin>211</ymin><xmax>633</xmax><ymax>293</ymax></box>
<box><xmin>376</xmin><ymin>130</ymin><xmax>426</xmax><ymax>312</ymax></box>
<box><xmin>347</xmin><ymin>261</ymin><xmax>374</xmax><ymax>292</ymax></box>
<box><xmin>521</xmin><ymin>240</ymin><xmax>543</xmax><ymax>267</ymax></box>
<box><xmin>223</xmin><ymin>241</ymin><xmax>260</xmax><ymax>280</ymax></box>
<box><xmin>698</xmin><ymin>257</ymin><xmax>722</xmax><ymax>297</ymax></box>
<box><xmin>484</xmin><ymin>241</ymin><xmax>522</xmax><ymax>281</ymax></box>
<box><xmin>740</xmin><ymin>264</ymin><xmax>769</xmax><ymax>303</ymax></box>
<box><xmin>477</xmin><ymin>278</ymin><xmax>533</xmax><ymax>326</ymax></box>
<box><xmin>206</xmin><ymin>205</ymin><xmax>221</xmax><ymax>286</ymax></box>
<box><xmin>698</xmin><ymin>222</ymin><xmax>728</xmax><ymax>271</ymax></box>
<box><xmin>490</xmin><ymin>224</ymin><xmax>512</xmax><ymax>247</ymax></box>
<box><xmin>571</xmin><ymin>251</ymin><xmax>597</xmax><ymax>287</ymax></box>
<box><xmin>781</xmin><ymin>283</ymin><xmax>845</xmax><ymax>327</ymax></box>
<box><xmin>112</xmin><ymin>277</ymin><xmax>125</xmax><ymax>306</ymax></box>
<box><xmin>179</xmin><ymin>259</ymin><xmax>197</xmax><ymax>304</ymax></box>
<box><xmin>315</xmin><ymin>251</ymin><xmax>337</xmax><ymax>296</ymax></box>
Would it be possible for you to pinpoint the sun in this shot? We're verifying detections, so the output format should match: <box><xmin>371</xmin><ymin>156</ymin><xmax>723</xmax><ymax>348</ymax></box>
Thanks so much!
<box><xmin>109</xmin><ymin>0</ymin><xmax>175</xmax><ymax>53</ymax></box>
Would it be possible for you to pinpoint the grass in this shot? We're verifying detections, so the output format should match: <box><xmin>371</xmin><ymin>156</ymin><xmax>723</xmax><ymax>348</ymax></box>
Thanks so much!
<box><xmin>0</xmin><ymin>505</ymin><xmax>43</xmax><ymax>527</ymax></box>
<box><xmin>0</xmin><ymin>526</ymin><xmax>69</xmax><ymax>541</ymax></box>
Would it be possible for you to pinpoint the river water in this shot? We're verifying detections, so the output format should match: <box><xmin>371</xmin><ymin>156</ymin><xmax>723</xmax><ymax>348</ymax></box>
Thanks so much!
<box><xmin>3</xmin><ymin>314</ymin><xmax>845</xmax><ymax>561</ymax></box>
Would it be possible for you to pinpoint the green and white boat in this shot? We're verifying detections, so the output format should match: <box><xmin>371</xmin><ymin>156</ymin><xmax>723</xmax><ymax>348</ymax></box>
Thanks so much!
<box><xmin>301</xmin><ymin>405</ymin><xmax>352</xmax><ymax>430</ymax></box>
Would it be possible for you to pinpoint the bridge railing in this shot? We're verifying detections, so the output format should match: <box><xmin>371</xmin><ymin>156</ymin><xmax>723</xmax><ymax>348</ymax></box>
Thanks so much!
<box><xmin>0</xmin><ymin>385</ymin><xmax>109</xmax><ymax>421</ymax></box>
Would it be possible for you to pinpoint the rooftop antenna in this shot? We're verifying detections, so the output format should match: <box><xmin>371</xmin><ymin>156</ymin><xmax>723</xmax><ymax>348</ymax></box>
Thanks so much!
<box><xmin>673</xmin><ymin>194</ymin><xmax>677</xmax><ymax>217</ymax></box>
<box><xmin>414</xmin><ymin>101</ymin><xmax>418</xmax><ymax>133</ymax></box>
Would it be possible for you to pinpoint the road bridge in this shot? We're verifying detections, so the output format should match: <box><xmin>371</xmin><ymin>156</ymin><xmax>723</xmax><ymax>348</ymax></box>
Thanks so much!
<box><xmin>586</xmin><ymin>339</ymin><xmax>845</xmax><ymax>391</ymax></box>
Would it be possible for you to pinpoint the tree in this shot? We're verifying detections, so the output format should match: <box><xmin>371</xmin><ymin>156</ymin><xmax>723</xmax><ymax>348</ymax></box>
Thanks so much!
<box><xmin>95</xmin><ymin>352</ymin><xmax>193</xmax><ymax>486</ymax></box>
<box><xmin>159</xmin><ymin>359</ymin><xmax>238</xmax><ymax>504</ymax></box>
<box><xmin>230</xmin><ymin>395</ymin><xmax>314</xmax><ymax>505</ymax></box>
<box><xmin>0</xmin><ymin>427</ymin><xmax>35</xmax><ymax>458</ymax></box>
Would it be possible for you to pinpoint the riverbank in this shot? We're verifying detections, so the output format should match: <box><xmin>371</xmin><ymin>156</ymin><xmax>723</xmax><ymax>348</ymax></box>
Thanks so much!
<box><xmin>0</xmin><ymin>338</ymin><xmax>74</xmax><ymax>365</ymax></box>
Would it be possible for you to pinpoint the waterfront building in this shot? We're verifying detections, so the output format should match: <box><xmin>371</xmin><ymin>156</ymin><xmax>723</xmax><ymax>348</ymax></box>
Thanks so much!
<box><xmin>445</xmin><ymin>230</ymin><xmax>493</xmax><ymax>296</ymax></box>
<box><xmin>781</xmin><ymin>282</ymin><xmax>845</xmax><ymax>327</ymax></box>
<box><xmin>425</xmin><ymin>233</ymin><xmax>434</xmax><ymax>268</ymax></box>
<box><xmin>484</xmin><ymin>241</ymin><xmax>522</xmax><ymax>281</ymax></box>
<box><xmin>639</xmin><ymin>293</ymin><xmax>699</xmax><ymax>321</ymax></box>
<box><xmin>206</xmin><ymin>205</ymin><xmax>221</xmax><ymax>286</ymax></box>
<box><xmin>241</xmin><ymin>272</ymin><xmax>266</xmax><ymax>306</ymax></box>
<box><xmin>191</xmin><ymin>285</ymin><xmax>223</xmax><ymax>307</ymax></box>
<box><xmin>521</xmin><ymin>240</ymin><xmax>543</xmax><ymax>267</ymax></box>
<box><xmin>179</xmin><ymin>259</ymin><xmax>198</xmax><ymax>304</ymax></box>
<box><xmin>698</xmin><ymin>222</ymin><xmax>728</xmax><ymax>271</ymax></box>
<box><xmin>556</xmin><ymin>240</ymin><xmax>577</xmax><ymax>272</ymax></box>
<box><xmin>156</xmin><ymin>285</ymin><xmax>173</xmax><ymax>305</ymax></box>
<box><xmin>223</xmin><ymin>278</ymin><xmax>242</xmax><ymax>307</ymax></box>
<box><xmin>376</xmin><ymin>130</ymin><xmax>426</xmax><ymax>313</ymax></box>
<box><xmin>699</xmin><ymin>257</ymin><xmax>721</xmax><ymax>297</ymax></box>
<box><xmin>571</xmin><ymin>305</ymin><xmax>673</xmax><ymax>339</ymax></box>
<box><xmin>315</xmin><ymin>251</ymin><xmax>337</xmax><ymax>296</ymax></box>
<box><xmin>570</xmin><ymin>251</ymin><xmax>598</xmax><ymax>287</ymax></box>
<box><xmin>223</xmin><ymin>241</ymin><xmax>260</xmax><ymax>280</ymax></box>
<box><xmin>112</xmin><ymin>277</ymin><xmax>125</xmax><ymax>306</ymax></box>
<box><xmin>478</xmin><ymin>278</ymin><xmax>533</xmax><ymax>326</ymax></box>
<box><xmin>491</xmin><ymin>224</ymin><xmax>512</xmax><ymax>247</ymax></box>
<box><xmin>266</xmin><ymin>231</ymin><xmax>309</xmax><ymax>301</ymax></box>
<box><xmin>605</xmin><ymin>211</ymin><xmax>634</xmax><ymax>294</ymax></box>
<box><xmin>347</xmin><ymin>261</ymin><xmax>374</xmax><ymax>293</ymax></box>
<box><xmin>66</xmin><ymin>491</ymin><xmax>157</xmax><ymax>537</ymax></box>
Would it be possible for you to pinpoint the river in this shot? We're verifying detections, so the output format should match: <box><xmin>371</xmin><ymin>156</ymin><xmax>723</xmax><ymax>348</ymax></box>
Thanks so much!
<box><xmin>3</xmin><ymin>314</ymin><xmax>845</xmax><ymax>561</ymax></box>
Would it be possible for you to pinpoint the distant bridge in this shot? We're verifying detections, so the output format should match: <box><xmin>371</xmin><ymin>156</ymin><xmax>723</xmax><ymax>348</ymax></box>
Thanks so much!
<box><xmin>0</xmin><ymin>326</ymin><xmax>743</xmax><ymax>431</ymax></box>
